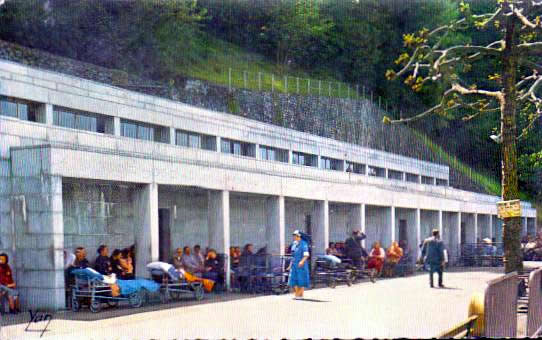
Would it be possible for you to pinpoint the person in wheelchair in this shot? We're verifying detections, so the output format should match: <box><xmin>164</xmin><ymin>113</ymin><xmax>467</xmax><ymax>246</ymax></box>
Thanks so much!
<box><xmin>344</xmin><ymin>230</ymin><xmax>368</xmax><ymax>269</ymax></box>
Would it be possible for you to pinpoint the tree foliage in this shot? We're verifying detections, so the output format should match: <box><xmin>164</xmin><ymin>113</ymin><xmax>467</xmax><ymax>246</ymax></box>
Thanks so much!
<box><xmin>385</xmin><ymin>0</ymin><xmax>542</xmax><ymax>273</ymax></box>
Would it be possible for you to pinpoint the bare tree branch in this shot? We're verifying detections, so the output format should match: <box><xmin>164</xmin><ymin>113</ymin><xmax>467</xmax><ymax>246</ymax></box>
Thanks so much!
<box><xmin>451</xmin><ymin>83</ymin><xmax>503</xmax><ymax>99</ymax></box>
<box><xmin>512</xmin><ymin>6</ymin><xmax>542</xmax><ymax>29</ymax></box>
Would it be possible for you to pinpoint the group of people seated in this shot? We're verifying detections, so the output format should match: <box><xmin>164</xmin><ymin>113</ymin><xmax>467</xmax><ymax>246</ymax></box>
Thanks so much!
<box><xmin>324</xmin><ymin>231</ymin><xmax>407</xmax><ymax>278</ymax></box>
<box><xmin>170</xmin><ymin>245</ymin><xmax>224</xmax><ymax>291</ymax></box>
<box><xmin>229</xmin><ymin>244</ymin><xmax>274</xmax><ymax>292</ymax></box>
<box><xmin>65</xmin><ymin>245</ymin><xmax>136</xmax><ymax>280</ymax></box>
<box><xmin>230</xmin><ymin>244</ymin><xmax>269</xmax><ymax>269</ymax></box>
<box><xmin>64</xmin><ymin>244</ymin><xmax>224</xmax><ymax>294</ymax></box>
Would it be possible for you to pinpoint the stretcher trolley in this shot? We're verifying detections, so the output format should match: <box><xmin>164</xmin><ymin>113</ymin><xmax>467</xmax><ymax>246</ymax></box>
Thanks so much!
<box><xmin>71</xmin><ymin>270</ymin><xmax>149</xmax><ymax>313</ymax></box>
<box><xmin>147</xmin><ymin>264</ymin><xmax>204</xmax><ymax>303</ymax></box>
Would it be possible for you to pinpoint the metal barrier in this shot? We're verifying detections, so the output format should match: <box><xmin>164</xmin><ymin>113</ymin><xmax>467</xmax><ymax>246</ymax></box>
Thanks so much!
<box><xmin>527</xmin><ymin>268</ymin><xmax>542</xmax><ymax>336</ymax></box>
<box><xmin>437</xmin><ymin>315</ymin><xmax>479</xmax><ymax>339</ymax></box>
<box><xmin>484</xmin><ymin>272</ymin><xmax>518</xmax><ymax>338</ymax></box>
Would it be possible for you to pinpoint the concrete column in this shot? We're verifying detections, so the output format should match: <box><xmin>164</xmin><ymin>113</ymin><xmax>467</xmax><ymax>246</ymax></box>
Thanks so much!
<box><xmin>255</xmin><ymin>144</ymin><xmax>261</xmax><ymax>160</ymax></box>
<box><xmin>391</xmin><ymin>206</ymin><xmax>396</xmax><ymax>242</ymax></box>
<box><xmin>385</xmin><ymin>168</ymin><xmax>389</xmax><ymax>179</ymax></box>
<box><xmin>44</xmin><ymin>103</ymin><xmax>53</xmax><ymax>125</ymax></box>
<box><xmin>457</xmin><ymin>212</ymin><xmax>462</xmax><ymax>258</ymax></box>
<box><xmin>489</xmin><ymin>215</ymin><xmax>494</xmax><ymax>239</ymax></box>
<box><xmin>474</xmin><ymin>213</ymin><xmax>478</xmax><ymax>242</ymax></box>
<box><xmin>12</xmin><ymin>174</ymin><xmax>65</xmax><ymax>310</ymax></box>
<box><xmin>361</xmin><ymin>203</ymin><xmax>366</xmax><ymax>248</ymax></box>
<box><xmin>522</xmin><ymin>217</ymin><xmax>528</xmax><ymax>238</ymax></box>
<box><xmin>343</xmin><ymin>160</ymin><xmax>348</xmax><ymax>172</ymax></box>
<box><xmin>288</xmin><ymin>150</ymin><xmax>293</xmax><ymax>164</ymax></box>
<box><xmin>416</xmin><ymin>208</ymin><xmax>421</xmax><ymax>258</ymax></box>
<box><xmin>134</xmin><ymin>183</ymin><xmax>159</xmax><ymax>278</ymax></box>
<box><xmin>402</xmin><ymin>172</ymin><xmax>406</xmax><ymax>181</ymax></box>
<box><xmin>216</xmin><ymin>136</ymin><xmax>222</xmax><ymax>153</ymax></box>
<box><xmin>208</xmin><ymin>190</ymin><xmax>231</xmax><ymax>288</ymax></box>
<box><xmin>169</xmin><ymin>127</ymin><xmax>176</xmax><ymax>145</ymax></box>
<box><xmin>114</xmin><ymin>116</ymin><xmax>121</xmax><ymax>137</ymax></box>
<box><xmin>312</xmin><ymin>200</ymin><xmax>329</xmax><ymax>256</ymax></box>
<box><xmin>317</xmin><ymin>155</ymin><xmax>322</xmax><ymax>169</ymax></box>
<box><xmin>439</xmin><ymin>210</ymin><xmax>443</xmax><ymax>237</ymax></box>
<box><xmin>266</xmin><ymin>196</ymin><xmax>285</xmax><ymax>255</ymax></box>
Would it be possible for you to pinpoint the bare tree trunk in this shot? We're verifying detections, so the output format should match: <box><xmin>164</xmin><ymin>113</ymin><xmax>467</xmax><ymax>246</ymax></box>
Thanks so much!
<box><xmin>501</xmin><ymin>15</ymin><xmax>522</xmax><ymax>274</ymax></box>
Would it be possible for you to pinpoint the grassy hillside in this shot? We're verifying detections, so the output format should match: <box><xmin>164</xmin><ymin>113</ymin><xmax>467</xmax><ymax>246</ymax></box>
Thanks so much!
<box><xmin>179</xmin><ymin>34</ymin><xmax>364</xmax><ymax>99</ymax></box>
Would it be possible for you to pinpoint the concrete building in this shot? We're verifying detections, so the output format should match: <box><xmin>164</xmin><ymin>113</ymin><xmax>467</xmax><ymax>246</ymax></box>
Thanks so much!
<box><xmin>0</xmin><ymin>59</ymin><xmax>537</xmax><ymax>310</ymax></box>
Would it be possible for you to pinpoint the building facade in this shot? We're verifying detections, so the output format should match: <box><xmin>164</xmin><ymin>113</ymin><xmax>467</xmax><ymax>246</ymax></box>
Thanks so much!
<box><xmin>0</xmin><ymin>59</ymin><xmax>537</xmax><ymax>310</ymax></box>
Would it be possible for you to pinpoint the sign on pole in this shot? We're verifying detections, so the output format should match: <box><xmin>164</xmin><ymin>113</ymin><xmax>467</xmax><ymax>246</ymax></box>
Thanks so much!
<box><xmin>497</xmin><ymin>199</ymin><xmax>521</xmax><ymax>219</ymax></box>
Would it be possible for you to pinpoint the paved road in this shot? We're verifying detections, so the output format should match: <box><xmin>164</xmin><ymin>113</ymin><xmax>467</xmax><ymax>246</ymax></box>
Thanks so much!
<box><xmin>2</xmin><ymin>269</ymin><xmax>503</xmax><ymax>339</ymax></box>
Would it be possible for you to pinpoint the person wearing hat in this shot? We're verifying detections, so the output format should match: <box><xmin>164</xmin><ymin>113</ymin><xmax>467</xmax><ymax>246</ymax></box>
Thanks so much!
<box><xmin>287</xmin><ymin>230</ymin><xmax>310</xmax><ymax>299</ymax></box>
<box><xmin>344</xmin><ymin>230</ymin><xmax>368</xmax><ymax>268</ymax></box>
<box><xmin>421</xmin><ymin>228</ymin><xmax>446</xmax><ymax>288</ymax></box>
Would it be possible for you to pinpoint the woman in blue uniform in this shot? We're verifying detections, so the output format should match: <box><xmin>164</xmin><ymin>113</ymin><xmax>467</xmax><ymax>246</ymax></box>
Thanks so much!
<box><xmin>287</xmin><ymin>230</ymin><xmax>310</xmax><ymax>299</ymax></box>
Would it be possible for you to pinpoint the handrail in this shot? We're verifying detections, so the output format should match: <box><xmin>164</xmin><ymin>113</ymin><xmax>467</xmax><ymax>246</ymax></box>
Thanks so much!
<box><xmin>437</xmin><ymin>315</ymin><xmax>479</xmax><ymax>339</ymax></box>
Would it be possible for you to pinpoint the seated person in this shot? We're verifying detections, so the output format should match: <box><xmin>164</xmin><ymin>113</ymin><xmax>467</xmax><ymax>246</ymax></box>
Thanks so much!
<box><xmin>119</xmin><ymin>248</ymin><xmax>135</xmax><ymax>280</ymax></box>
<box><xmin>95</xmin><ymin>245</ymin><xmax>112</xmax><ymax>275</ymax></box>
<box><xmin>193</xmin><ymin>245</ymin><xmax>205</xmax><ymax>269</ymax></box>
<box><xmin>237</xmin><ymin>244</ymin><xmax>255</xmax><ymax>291</ymax></box>
<box><xmin>172</xmin><ymin>247</ymin><xmax>184</xmax><ymax>270</ymax></box>
<box><xmin>367</xmin><ymin>242</ymin><xmax>386</xmax><ymax>275</ymax></box>
<box><xmin>111</xmin><ymin>249</ymin><xmax>127</xmax><ymax>279</ymax></box>
<box><xmin>64</xmin><ymin>249</ymin><xmax>76</xmax><ymax>270</ymax></box>
<box><xmin>0</xmin><ymin>253</ymin><xmax>20</xmax><ymax>314</ymax></box>
<box><xmin>319</xmin><ymin>249</ymin><xmax>342</xmax><ymax>267</ymax></box>
<box><xmin>384</xmin><ymin>241</ymin><xmax>403</xmax><ymax>277</ymax></box>
<box><xmin>181</xmin><ymin>246</ymin><xmax>204</xmax><ymax>275</ymax></box>
<box><xmin>253</xmin><ymin>246</ymin><xmax>268</xmax><ymax>268</ymax></box>
<box><xmin>328</xmin><ymin>243</ymin><xmax>341</xmax><ymax>257</ymax></box>
<box><xmin>230</xmin><ymin>247</ymin><xmax>240</xmax><ymax>269</ymax></box>
<box><xmin>73</xmin><ymin>247</ymin><xmax>90</xmax><ymax>269</ymax></box>
<box><xmin>203</xmin><ymin>249</ymin><xmax>224</xmax><ymax>289</ymax></box>
<box><xmin>67</xmin><ymin>247</ymin><xmax>90</xmax><ymax>278</ymax></box>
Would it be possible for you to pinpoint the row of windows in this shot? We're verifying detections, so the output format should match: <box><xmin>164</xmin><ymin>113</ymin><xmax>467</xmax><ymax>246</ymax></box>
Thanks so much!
<box><xmin>2</xmin><ymin>96</ymin><xmax>450</xmax><ymax>187</ymax></box>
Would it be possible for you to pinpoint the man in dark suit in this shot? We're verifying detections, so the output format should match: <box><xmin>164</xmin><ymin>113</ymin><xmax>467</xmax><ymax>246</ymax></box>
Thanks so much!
<box><xmin>344</xmin><ymin>230</ymin><xmax>368</xmax><ymax>268</ymax></box>
<box><xmin>421</xmin><ymin>229</ymin><xmax>445</xmax><ymax>288</ymax></box>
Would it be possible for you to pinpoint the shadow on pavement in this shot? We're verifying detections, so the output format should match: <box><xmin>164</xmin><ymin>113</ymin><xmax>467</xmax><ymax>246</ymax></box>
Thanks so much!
<box><xmin>295</xmin><ymin>298</ymin><xmax>329</xmax><ymax>303</ymax></box>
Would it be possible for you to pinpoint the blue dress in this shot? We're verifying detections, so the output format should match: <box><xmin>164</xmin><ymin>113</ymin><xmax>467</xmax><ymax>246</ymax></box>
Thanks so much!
<box><xmin>288</xmin><ymin>240</ymin><xmax>310</xmax><ymax>288</ymax></box>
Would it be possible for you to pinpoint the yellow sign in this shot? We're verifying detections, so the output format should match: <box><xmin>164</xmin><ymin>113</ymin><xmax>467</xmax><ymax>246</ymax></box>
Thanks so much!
<box><xmin>497</xmin><ymin>199</ymin><xmax>521</xmax><ymax>219</ymax></box>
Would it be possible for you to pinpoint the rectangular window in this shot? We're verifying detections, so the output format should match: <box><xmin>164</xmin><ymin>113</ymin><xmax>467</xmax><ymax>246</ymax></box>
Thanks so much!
<box><xmin>176</xmin><ymin>131</ymin><xmax>189</xmax><ymax>147</ymax></box>
<box><xmin>320</xmin><ymin>157</ymin><xmax>343</xmax><ymax>171</ymax></box>
<box><xmin>260</xmin><ymin>146</ymin><xmax>288</xmax><ymax>163</ymax></box>
<box><xmin>368</xmin><ymin>166</ymin><xmax>386</xmax><ymax>177</ymax></box>
<box><xmin>388</xmin><ymin>169</ymin><xmax>403</xmax><ymax>180</ymax></box>
<box><xmin>406</xmin><ymin>173</ymin><xmax>419</xmax><ymax>183</ymax></box>
<box><xmin>53</xmin><ymin>106</ymin><xmax>110</xmax><ymax>133</ymax></box>
<box><xmin>122</xmin><ymin>121</ymin><xmax>137</xmax><ymax>138</ymax></box>
<box><xmin>0</xmin><ymin>99</ymin><xmax>17</xmax><ymax>117</ymax></box>
<box><xmin>422</xmin><ymin>176</ymin><xmax>435</xmax><ymax>185</ymax></box>
<box><xmin>188</xmin><ymin>134</ymin><xmax>201</xmax><ymax>148</ymax></box>
<box><xmin>346</xmin><ymin>162</ymin><xmax>366</xmax><ymax>174</ymax></box>
<box><xmin>121</xmin><ymin>119</ymin><xmax>166</xmax><ymax>142</ymax></box>
<box><xmin>220</xmin><ymin>138</ymin><xmax>255</xmax><ymax>157</ymax></box>
<box><xmin>292</xmin><ymin>151</ymin><xmax>317</xmax><ymax>167</ymax></box>
<box><xmin>436</xmin><ymin>178</ymin><xmax>448</xmax><ymax>186</ymax></box>
<box><xmin>0</xmin><ymin>96</ymin><xmax>41</xmax><ymax>122</ymax></box>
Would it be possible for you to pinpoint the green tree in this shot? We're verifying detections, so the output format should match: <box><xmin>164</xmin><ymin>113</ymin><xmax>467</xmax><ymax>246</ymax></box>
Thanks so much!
<box><xmin>385</xmin><ymin>0</ymin><xmax>542</xmax><ymax>273</ymax></box>
<box><xmin>259</xmin><ymin>0</ymin><xmax>334</xmax><ymax>69</ymax></box>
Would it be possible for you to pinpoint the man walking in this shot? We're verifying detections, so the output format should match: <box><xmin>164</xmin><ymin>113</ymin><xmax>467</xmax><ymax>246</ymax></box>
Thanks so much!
<box><xmin>421</xmin><ymin>229</ymin><xmax>445</xmax><ymax>288</ymax></box>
